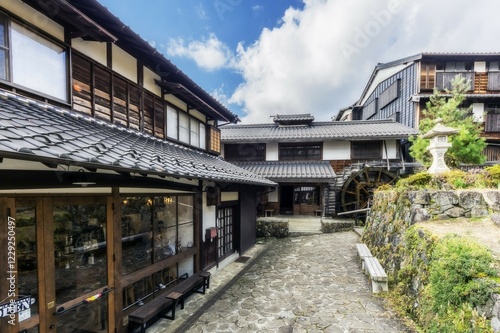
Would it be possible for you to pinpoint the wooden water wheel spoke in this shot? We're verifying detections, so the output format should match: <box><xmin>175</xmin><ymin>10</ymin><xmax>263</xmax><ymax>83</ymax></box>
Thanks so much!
<box><xmin>340</xmin><ymin>167</ymin><xmax>398</xmax><ymax>218</ymax></box>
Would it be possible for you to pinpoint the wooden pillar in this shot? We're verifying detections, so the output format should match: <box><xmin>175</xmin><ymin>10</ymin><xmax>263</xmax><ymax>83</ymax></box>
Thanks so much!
<box><xmin>109</xmin><ymin>188</ymin><xmax>123</xmax><ymax>332</ymax></box>
<box><xmin>0</xmin><ymin>198</ymin><xmax>15</xmax><ymax>332</ymax></box>
<box><xmin>40</xmin><ymin>197</ymin><xmax>55</xmax><ymax>333</ymax></box>
<box><xmin>194</xmin><ymin>188</ymin><xmax>202</xmax><ymax>272</ymax></box>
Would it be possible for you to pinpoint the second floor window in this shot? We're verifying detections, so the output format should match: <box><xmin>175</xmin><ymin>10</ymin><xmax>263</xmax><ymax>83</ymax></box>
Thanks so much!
<box><xmin>351</xmin><ymin>140</ymin><xmax>382</xmax><ymax>160</ymax></box>
<box><xmin>279</xmin><ymin>143</ymin><xmax>322</xmax><ymax>161</ymax></box>
<box><xmin>224</xmin><ymin>143</ymin><xmax>265</xmax><ymax>161</ymax></box>
<box><xmin>0</xmin><ymin>13</ymin><xmax>68</xmax><ymax>101</ymax></box>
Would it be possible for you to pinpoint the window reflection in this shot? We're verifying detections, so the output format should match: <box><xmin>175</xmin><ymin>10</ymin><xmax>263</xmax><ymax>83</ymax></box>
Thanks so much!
<box><xmin>16</xmin><ymin>204</ymin><xmax>38</xmax><ymax>324</ymax></box>
<box><xmin>121</xmin><ymin>196</ymin><xmax>194</xmax><ymax>274</ymax></box>
<box><xmin>121</xmin><ymin>195</ymin><xmax>194</xmax><ymax>310</ymax></box>
<box><xmin>53</xmin><ymin>204</ymin><xmax>107</xmax><ymax>303</ymax></box>
<box><xmin>121</xmin><ymin>197</ymin><xmax>153</xmax><ymax>275</ymax></box>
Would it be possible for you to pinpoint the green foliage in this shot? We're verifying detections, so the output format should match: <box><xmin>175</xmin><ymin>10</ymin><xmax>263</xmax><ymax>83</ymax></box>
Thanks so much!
<box><xmin>392</xmin><ymin>168</ymin><xmax>500</xmax><ymax>191</ymax></box>
<box><xmin>422</xmin><ymin>303</ymin><xmax>493</xmax><ymax>333</ymax></box>
<box><xmin>428</xmin><ymin>236</ymin><xmax>497</xmax><ymax>310</ymax></box>
<box><xmin>391</xmin><ymin>227</ymin><xmax>437</xmax><ymax>319</ymax></box>
<box><xmin>482</xmin><ymin>164</ymin><xmax>500</xmax><ymax>188</ymax></box>
<box><xmin>395</xmin><ymin>172</ymin><xmax>433</xmax><ymax>190</ymax></box>
<box><xmin>320</xmin><ymin>221</ymin><xmax>353</xmax><ymax>233</ymax></box>
<box><xmin>256</xmin><ymin>221</ymin><xmax>289</xmax><ymax>238</ymax></box>
<box><xmin>409</xmin><ymin>75</ymin><xmax>486</xmax><ymax>167</ymax></box>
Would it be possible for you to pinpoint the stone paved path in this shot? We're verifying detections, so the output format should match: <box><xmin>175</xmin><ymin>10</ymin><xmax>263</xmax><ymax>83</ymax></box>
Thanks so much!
<box><xmin>149</xmin><ymin>232</ymin><xmax>414</xmax><ymax>332</ymax></box>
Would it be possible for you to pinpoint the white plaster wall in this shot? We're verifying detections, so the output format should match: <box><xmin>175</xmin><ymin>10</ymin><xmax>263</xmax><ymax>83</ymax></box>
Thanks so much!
<box><xmin>221</xmin><ymin>192</ymin><xmax>238</xmax><ymax>202</ymax></box>
<box><xmin>383</xmin><ymin>140</ymin><xmax>398</xmax><ymax>159</ymax></box>
<box><xmin>266</xmin><ymin>142</ymin><xmax>279</xmax><ymax>161</ymax></box>
<box><xmin>5</xmin><ymin>0</ymin><xmax>64</xmax><ymax>41</ymax></box>
<box><xmin>268</xmin><ymin>189</ymin><xmax>278</xmax><ymax>202</ymax></box>
<box><xmin>189</xmin><ymin>109</ymin><xmax>206</xmax><ymax>122</ymax></box>
<box><xmin>323</xmin><ymin>141</ymin><xmax>350</xmax><ymax>160</ymax></box>
<box><xmin>202</xmin><ymin>192</ymin><xmax>216</xmax><ymax>242</ymax></box>
<box><xmin>143</xmin><ymin>66</ymin><xmax>162</xmax><ymax>97</ymax></box>
<box><xmin>166</xmin><ymin>94</ymin><xmax>187</xmax><ymax>111</ymax></box>
<box><xmin>111</xmin><ymin>44</ymin><xmax>137</xmax><ymax>83</ymax></box>
<box><xmin>72</xmin><ymin>39</ymin><xmax>107</xmax><ymax>66</ymax></box>
<box><xmin>178</xmin><ymin>257</ymin><xmax>194</xmax><ymax>277</ymax></box>
<box><xmin>472</xmin><ymin>103</ymin><xmax>485</xmax><ymax>123</ymax></box>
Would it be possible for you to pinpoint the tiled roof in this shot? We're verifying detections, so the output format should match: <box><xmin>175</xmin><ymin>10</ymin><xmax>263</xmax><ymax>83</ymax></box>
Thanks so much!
<box><xmin>221</xmin><ymin>119</ymin><xmax>418</xmax><ymax>142</ymax></box>
<box><xmin>234</xmin><ymin>161</ymin><xmax>336</xmax><ymax>181</ymax></box>
<box><xmin>0</xmin><ymin>90</ymin><xmax>275</xmax><ymax>186</ymax></box>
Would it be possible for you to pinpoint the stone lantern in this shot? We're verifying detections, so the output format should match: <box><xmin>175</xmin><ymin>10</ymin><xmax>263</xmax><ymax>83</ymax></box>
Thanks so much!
<box><xmin>421</xmin><ymin>119</ymin><xmax>458</xmax><ymax>174</ymax></box>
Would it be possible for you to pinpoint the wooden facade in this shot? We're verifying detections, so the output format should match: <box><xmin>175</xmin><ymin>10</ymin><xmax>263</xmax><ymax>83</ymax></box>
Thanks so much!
<box><xmin>351</xmin><ymin>53</ymin><xmax>500</xmax><ymax>163</ymax></box>
<box><xmin>0</xmin><ymin>1</ymin><xmax>273</xmax><ymax>332</ymax></box>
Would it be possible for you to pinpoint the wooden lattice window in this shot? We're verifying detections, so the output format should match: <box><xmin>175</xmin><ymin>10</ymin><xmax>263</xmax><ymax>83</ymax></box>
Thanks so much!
<box><xmin>224</xmin><ymin>143</ymin><xmax>265</xmax><ymax>161</ymax></box>
<box><xmin>351</xmin><ymin>140</ymin><xmax>382</xmax><ymax>160</ymax></box>
<box><xmin>209</xmin><ymin>127</ymin><xmax>221</xmax><ymax>154</ymax></box>
<box><xmin>279</xmin><ymin>142</ymin><xmax>322</xmax><ymax>161</ymax></box>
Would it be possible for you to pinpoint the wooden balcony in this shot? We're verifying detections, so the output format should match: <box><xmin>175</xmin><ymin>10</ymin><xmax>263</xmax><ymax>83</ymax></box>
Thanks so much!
<box><xmin>435</xmin><ymin>72</ymin><xmax>475</xmax><ymax>91</ymax></box>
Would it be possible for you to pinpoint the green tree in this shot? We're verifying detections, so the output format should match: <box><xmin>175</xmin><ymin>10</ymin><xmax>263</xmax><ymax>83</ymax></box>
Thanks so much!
<box><xmin>409</xmin><ymin>75</ymin><xmax>486</xmax><ymax>167</ymax></box>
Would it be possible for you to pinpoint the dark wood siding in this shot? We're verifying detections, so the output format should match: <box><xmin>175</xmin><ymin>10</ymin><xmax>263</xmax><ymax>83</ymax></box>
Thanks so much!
<box><xmin>72</xmin><ymin>55</ymin><xmax>93</xmax><ymax>116</ymax></box>
<box><xmin>239</xmin><ymin>191</ymin><xmax>256</xmax><ymax>255</ymax></box>
<box><xmin>113</xmin><ymin>76</ymin><xmax>128</xmax><ymax>127</ymax></box>
<box><xmin>71</xmin><ymin>52</ymin><xmax>166</xmax><ymax>137</ymax></box>
<box><xmin>360</xmin><ymin>63</ymin><xmax>417</xmax><ymax>129</ymax></box>
<box><xmin>488</xmin><ymin>72</ymin><xmax>500</xmax><ymax>91</ymax></box>
<box><xmin>486</xmin><ymin>113</ymin><xmax>500</xmax><ymax>133</ymax></box>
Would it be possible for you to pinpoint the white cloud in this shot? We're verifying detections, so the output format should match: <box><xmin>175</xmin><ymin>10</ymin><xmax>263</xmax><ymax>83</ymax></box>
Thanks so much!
<box><xmin>166</xmin><ymin>33</ymin><xmax>233</xmax><ymax>71</ymax></box>
<box><xmin>229</xmin><ymin>0</ymin><xmax>500</xmax><ymax>123</ymax></box>
<box><xmin>169</xmin><ymin>0</ymin><xmax>500</xmax><ymax>124</ymax></box>
<box><xmin>210</xmin><ymin>85</ymin><xmax>231</xmax><ymax>108</ymax></box>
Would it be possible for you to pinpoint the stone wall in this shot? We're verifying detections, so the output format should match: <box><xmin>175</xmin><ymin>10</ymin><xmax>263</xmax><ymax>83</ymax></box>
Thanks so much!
<box><xmin>362</xmin><ymin>189</ymin><xmax>500</xmax><ymax>332</ymax></box>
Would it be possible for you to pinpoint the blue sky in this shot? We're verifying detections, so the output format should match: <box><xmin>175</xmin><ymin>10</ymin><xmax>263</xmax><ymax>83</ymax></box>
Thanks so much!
<box><xmin>98</xmin><ymin>0</ymin><xmax>500</xmax><ymax>123</ymax></box>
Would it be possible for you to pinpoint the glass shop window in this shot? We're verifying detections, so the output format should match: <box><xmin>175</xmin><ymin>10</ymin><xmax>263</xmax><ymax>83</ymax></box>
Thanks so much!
<box><xmin>16</xmin><ymin>203</ymin><xmax>39</xmax><ymax>323</ymax></box>
<box><xmin>121</xmin><ymin>195</ymin><xmax>194</xmax><ymax>275</ymax></box>
<box><xmin>53</xmin><ymin>204</ymin><xmax>107</xmax><ymax>303</ymax></box>
<box><xmin>121</xmin><ymin>197</ymin><xmax>153</xmax><ymax>275</ymax></box>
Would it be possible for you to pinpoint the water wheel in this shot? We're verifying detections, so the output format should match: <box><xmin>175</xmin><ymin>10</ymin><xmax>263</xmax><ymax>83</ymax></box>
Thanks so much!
<box><xmin>340</xmin><ymin>167</ymin><xmax>398</xmax><ymax>214</ymax></box>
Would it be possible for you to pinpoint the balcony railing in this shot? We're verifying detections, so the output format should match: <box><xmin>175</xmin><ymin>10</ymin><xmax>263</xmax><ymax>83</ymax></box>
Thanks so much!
<box><xmin>435</xmin><ymin>72</ymin><xmax>475</xmax><ymax>91</ymax></box>
<box><xmin>488</xmin><ymin>72</ymin><xmax>500</xmax><ymax>91</ymax></box>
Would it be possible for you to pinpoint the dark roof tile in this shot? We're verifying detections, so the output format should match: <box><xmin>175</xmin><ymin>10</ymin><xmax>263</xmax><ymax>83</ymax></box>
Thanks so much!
<box><xmin>221</xmin><ymin>119</ymin><xmax>418</xmax><ymax>142</ymax></box>
<box><xmin>0</xmin><ymin>90</ymin><xmax>275</xmax><ymax>187</ymax></box>
<box><xmin>234</xmin><ymin>161</ymin><xmax>336</xmax><ymax>182</ymax></box>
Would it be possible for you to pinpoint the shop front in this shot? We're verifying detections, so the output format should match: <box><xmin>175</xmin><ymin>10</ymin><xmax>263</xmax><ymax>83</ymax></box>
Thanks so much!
<box><xmin>0</xmin><ymin>190</ymin><xmax>200</xmax><ymax>333</ymax></box>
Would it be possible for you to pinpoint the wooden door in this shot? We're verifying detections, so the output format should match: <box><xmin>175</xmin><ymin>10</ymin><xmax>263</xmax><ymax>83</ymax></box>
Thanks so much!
<box><xmin>0</xmin><ymin>197</ymin><xmax>112</xmax><ymax>333</ymax></box>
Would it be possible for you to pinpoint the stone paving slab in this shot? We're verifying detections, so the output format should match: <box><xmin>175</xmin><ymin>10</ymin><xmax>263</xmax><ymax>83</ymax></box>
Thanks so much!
<box><xmin>148</xmin><ymin>232</ymin><xmax>414</xmax><ymax>333</ymax></box>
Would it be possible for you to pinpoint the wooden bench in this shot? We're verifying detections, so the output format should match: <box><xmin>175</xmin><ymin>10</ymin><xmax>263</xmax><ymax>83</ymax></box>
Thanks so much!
<box><xmin>364</xmin><ymin>257</ymin><xmax>388</xmax><ymax>293</ymax></box>
<box><xmin>128</xmin><ymin>271</ymin><xmax>210</xmax><ymax>332</ymax></box>
<box><xmin>128</xmin><ymin>293</ymin><xmax>176</xmax><ymax>333</ymax></box>
<box><xmin>355</xmin><ymin>243</ymin><xmax>373</xmax><ymax>273</ymax></box>
<box><xmin>169</xmin><ymin>271</ymin><xmax>211</xmax><ymax>310</ymax></box>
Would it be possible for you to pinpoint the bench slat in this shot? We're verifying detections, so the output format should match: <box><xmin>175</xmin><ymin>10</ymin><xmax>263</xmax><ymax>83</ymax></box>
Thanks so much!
<box><xmin>128</xmin><ymin>271</ymin><xmax>210</xmax><ymax>332</ymax></box>
<box><xmin>129</xmin><ymin>295</ymin><xmax>174</xmax><ymax>324</ymax></box>
<box><xmin>356</xmin><ymin>243</ymin><xmax>372</xmax><ymax>258</ymax></box>
<box><xmin>364</xmin><ymin>257</ymin><xmax>388</xmax><ymax>293</ymax></box>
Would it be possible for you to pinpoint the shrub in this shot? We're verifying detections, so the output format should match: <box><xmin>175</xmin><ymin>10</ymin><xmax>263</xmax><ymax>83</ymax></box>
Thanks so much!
<box><xmin>392</xmin><ymin>168</ymin><xmax>500</xmax><ymax>191</ymax></box>
<box><xmin>428</xmin><ymin>236</ymin><xmax>497</xmax><ymax>310</ymax></box>
<box><xmin>256</xmin><ymin>221</ymin><xmax>289</xmax><ymax>238</ymax></box>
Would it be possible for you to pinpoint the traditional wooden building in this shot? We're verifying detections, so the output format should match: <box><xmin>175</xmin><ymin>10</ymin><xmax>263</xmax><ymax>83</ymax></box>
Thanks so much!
<box><xmin>0</xmin><ymin>1</ymin><xmax>275</xmax><ymax>332</ymax></box>
<box><xmin>220</xmin><ymin>114</ymin><xmax>417</xmax><ymax>216</ymax></box>
<box><xmin>336</xmin><ymin>53</ymin><xmax>500</xmax><ymax>162</ymax></box>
